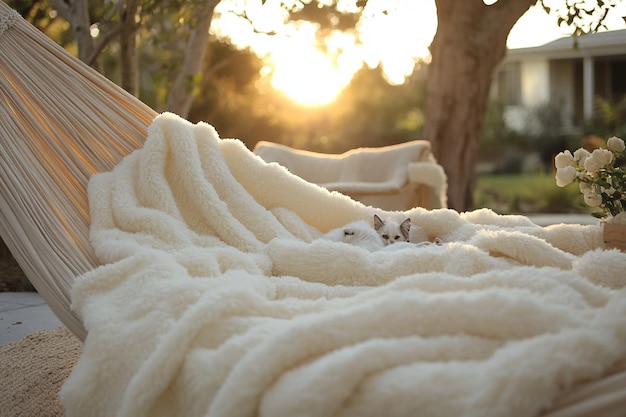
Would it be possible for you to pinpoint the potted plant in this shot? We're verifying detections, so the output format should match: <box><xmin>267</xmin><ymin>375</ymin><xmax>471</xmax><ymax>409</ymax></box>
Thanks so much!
<box><xmin>554</xmin><ymin>136</ymin><xmax>626</xmax><ymax>251</ymax></box>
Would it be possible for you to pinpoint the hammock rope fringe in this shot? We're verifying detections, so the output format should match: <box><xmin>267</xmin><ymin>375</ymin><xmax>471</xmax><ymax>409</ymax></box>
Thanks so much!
<box><xmin>0</xmin><ymin>2</ymin><xmax>157</xmax><ymax>340</ymax></box>
<box><xmin>0</xmin><ymin>8</ymin><xmax>18</xmax><ymax>36</ymax></box>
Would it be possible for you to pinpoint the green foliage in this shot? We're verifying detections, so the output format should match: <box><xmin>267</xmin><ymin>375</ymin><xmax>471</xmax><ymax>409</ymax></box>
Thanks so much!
<box><xmin>327</xmin><ymin>63</ymin><xmax>427</xmax><ymax>151</ymax></box>
<box><xmin>481</xmin><ymin>101</ymin><xmax>525</xmax><ymax>148</ymax></box>
<box><xmin>286</xmin><ymin>1</ymin><xmax>365</xmax><ymax>32</ymax></box>
<box><xmin>7</xmin><ymin>0</ymin><xmax>51</xmax><ymax>30</ymax></box>
<box><xmin>7</xmin><ymin>0</ymin><xmax>75</xmax><ymax>48</ymax></box>
<box><xmin>187</xmin><ymin>40</ymin><xmax>276</xmax><ymax>144</ymax></box>
<box><xmin>583</xmin><ymin>96</ymin><xmax>626</xmax><ymax>140</ymax></box>
<box><xmin>523</xmin><ymin>104</ymin><xmax>571</xmax><ymax>168</ymax></box>
<box><xmin>539</xmin><ymin>0</ymin><xmax>623</xmax><ymax>37</ymax></box>
<box><xmin>13</xmin><ymin>0</ymin><xmax>216</xmax><ymax>100</ymax></box>
<box><xmin>474</xmin><ymin>173</ymin><xmax>588</xmax><ymax>214</ymax></box>
<box><xmin>480</xmin><ymin>102</ymin><xmax>574</xmax><ymax>172</ymax></box>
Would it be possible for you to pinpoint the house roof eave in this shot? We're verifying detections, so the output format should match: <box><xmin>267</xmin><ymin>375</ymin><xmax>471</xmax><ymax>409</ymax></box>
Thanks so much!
<box><xmin>504</xmin><ymin>29</ymin><xmax>626</xmax><ymax>62</ymax></box>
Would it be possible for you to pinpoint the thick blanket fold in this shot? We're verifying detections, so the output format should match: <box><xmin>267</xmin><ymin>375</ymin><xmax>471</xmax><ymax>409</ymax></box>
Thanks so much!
<box><xmin>61</xmin><ymin>113</ymin><xmax>626</xmax><ymax>417</ymax></box>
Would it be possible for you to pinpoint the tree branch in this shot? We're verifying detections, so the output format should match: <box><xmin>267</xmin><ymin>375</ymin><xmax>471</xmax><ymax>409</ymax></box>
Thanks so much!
<box><xmin>165</xmin><ymin>0</ymin><xmax>221</xmax><ymax>116</ymax></box>
<box><xmin>49</xmin><ymin>0</ymin><xmax>97</xmax><ymax>66</ymax></box>
<box><xmin>87</xmin><ymin>23</ymin><xmax>123</xmax><ymax>67</ymax></box>
<box><xmin>228</xmin><ymin>8</ymin><xmax>279</xmax><ymax>35</ymax></box>
<box><xmin>486</xmin><ymin>0</ymin><xmax>538</xmax><ymax>40</ymax></box>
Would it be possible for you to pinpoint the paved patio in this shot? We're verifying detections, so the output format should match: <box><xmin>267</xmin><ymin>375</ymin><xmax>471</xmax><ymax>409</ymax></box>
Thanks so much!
<box><xmin>0</xmin><ymin>292</ymin><xmax>62</xmax><ymax>345</ymax></box>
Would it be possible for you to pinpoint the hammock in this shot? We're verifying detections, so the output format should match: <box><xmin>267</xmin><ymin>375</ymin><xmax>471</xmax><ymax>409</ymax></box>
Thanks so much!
<box><xmin>2</xmin><ymin>5</ymin><xmax>626</xmax><ymax>417</ymax></box>
<box><xmin>0</xmin><ymin>2</ymin><xmax>156</xmax><ymax>339</ymax></box>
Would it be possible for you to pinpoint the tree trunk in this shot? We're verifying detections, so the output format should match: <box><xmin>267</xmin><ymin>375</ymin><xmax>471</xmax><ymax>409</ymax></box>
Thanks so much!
<box><xmin>165</xmin><ymin>0</ymin><xmax>221</xmax><ymax>117</ymax></box>
<box><xmin>423</xmin><ymin>0</ymin><xmax>536</xmax><ymax>211</ymax></box>
<box><xmin>49</xmin><ymin>0</ymin><xmax>97</xmax><ymax>69</ymax></box>
<box><xmin>119</xmin><ymin>0</ymin><xmax>140</xmax><ymax>96</ymax></box>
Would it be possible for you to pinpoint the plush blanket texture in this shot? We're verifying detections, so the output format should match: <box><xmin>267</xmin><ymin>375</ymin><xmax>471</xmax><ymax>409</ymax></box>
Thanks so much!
<box><xmin>61</xmin><ymin>113</ymin><xmax>626</xmax><ymax>417</ymax></box>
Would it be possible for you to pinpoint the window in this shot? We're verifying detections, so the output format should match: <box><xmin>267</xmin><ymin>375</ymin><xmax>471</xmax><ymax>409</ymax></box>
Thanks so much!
<box><xmin>495</xmin><ymin>62</ymin><xmax>521</xmax><ymax>105</ymax></box>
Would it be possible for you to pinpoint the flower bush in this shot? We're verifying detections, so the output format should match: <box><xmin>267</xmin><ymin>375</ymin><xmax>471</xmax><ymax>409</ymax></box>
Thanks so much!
<box><xmin>555</xmin><ymin>136</ymin><xmax>626</xmax><ymax>223</ymax></box>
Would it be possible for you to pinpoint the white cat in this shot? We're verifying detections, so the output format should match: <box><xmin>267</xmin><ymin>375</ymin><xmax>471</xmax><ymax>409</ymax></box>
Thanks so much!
<box><xmin>374</xmin><ymin>214</ymin><xmax>410</xmax><ymax>245</ymax></box>
<box><xmin>322</xmin><ymin>215</ymin><xmax>442</xmax><ymax>251</ymax></box>
<box><xmin>321</xmin><ymin>220</ymin><xmax>384</xmax><ymax>251</ymax></box>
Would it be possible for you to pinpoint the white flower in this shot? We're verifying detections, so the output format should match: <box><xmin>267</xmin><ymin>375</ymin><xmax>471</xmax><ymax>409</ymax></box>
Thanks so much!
<box><xmin>554</xmin><ymin>136</ymin><xmax>624</xmax><ymax>221</ymax></box>
<box><xmin>583</xmin><ymin>191</ymin><xmax>603</xmax><ymax>207</ymax></box>
<box><xmin>583</xmin><ymin>148</ymin><xmax>613</xmax><ymax>175</ymax></box>
<box><xmin>554</xmin><ymin>150</ymin><xmax>574</xmax><ymax>169</ymax></box>
<box><xmin>579</xmin><ymin>182</ymin><xmax>592</xmax><ymax>194</ymax></box>
<box><xmin>555</xmin><ymin>166</ymin><xmax>577</xmax><ymax>187</ymax></box>
<box><xmin>607</xmin><ymin>136</ymin><xmax>625</xmax><ymax>153</ymax></box>
<box><xmin>573</xmin><ymin>148</ymin><xmax>590</xmax><ymax>164</ymax></box>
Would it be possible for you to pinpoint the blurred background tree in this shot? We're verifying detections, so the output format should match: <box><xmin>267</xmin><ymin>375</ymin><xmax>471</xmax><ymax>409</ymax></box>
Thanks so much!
<box><xmin>423</xmin><ymin>0</ymin><xmax>622</xmax><ymax>210</ymax></box>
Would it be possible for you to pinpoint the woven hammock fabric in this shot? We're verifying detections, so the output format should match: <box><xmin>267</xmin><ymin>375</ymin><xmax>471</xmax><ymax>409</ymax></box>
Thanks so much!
<box><xmin>0</xmin><ymin>2</ymin><xmax>156</xmax><ymax>339</ymax></box>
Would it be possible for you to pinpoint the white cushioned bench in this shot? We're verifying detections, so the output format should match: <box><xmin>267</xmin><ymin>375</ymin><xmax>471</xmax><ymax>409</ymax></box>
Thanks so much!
<box><xmin>253</xmin><ymin>140</ymin><xmax>447</xmax><ymax>211</ymax></box>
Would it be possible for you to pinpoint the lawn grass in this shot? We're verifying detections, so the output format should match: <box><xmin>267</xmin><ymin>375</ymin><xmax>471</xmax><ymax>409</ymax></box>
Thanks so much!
<box><xmin>474</xmin><ymin>173</ymin><xmax>590</xmax><ymax>214</ymax></box>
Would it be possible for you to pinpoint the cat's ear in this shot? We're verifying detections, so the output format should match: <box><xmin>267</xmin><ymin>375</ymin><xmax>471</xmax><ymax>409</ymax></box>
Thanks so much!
<box><xmin>374</xmin><ymin>214</ymin><xmax>384</xmax><ymax>231</ymax></box>
<box><xmin>400</xmin><ymin>218</ymin><xmax>411</xmax><ymax>239</ymax></box>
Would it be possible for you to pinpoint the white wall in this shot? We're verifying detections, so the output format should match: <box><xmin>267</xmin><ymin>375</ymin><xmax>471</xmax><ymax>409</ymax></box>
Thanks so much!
<box><xmin>502</xmin><ymin>58</ymin><xmax>575</xmax><ymax>134</ymax></box>
<box><xmin>520</xmin><ymin>59</ymin><xmax>550</xmax><ymax>107</ymax></box>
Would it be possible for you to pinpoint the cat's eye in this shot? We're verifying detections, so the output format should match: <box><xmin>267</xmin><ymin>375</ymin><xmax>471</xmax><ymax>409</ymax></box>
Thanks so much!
<box><xmin>344</xmin><ymin>230</ymin><xmax>354</xmax><ymax>236</ymax></box>
<box><xmin>382</xmin><ymin>234</ymin><xmax>389</xmax><ymax>239</ymax></box>
<box><xmin>395</xmin><ymin>236</ymin><xmax>401</xmax><ymax>240</ymax></box>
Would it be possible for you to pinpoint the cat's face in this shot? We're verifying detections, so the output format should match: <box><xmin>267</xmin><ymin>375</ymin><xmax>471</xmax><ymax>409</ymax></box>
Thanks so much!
<box><xmin>374</xmin><ymin>215</ymin><xmax>411</xmax><ymax>245</ymax></box>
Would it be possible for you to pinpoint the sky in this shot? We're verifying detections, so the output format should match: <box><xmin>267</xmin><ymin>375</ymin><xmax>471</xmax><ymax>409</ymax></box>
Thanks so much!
<box><xmin>212</xmin><ymin>0</ymin><xmax>626</xmax><ymax>105</ymax></box>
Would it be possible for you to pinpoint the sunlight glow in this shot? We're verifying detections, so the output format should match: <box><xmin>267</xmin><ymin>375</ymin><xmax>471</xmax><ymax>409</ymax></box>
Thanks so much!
<box><xmin>212</xmin><ymin>0</ymin><xmax>435</xmax><ymax>104</ymax></box>
<box><xmin>358</xmin><ymin>0</ymin><xmax>436</xmax><ymax>84</ymax></box>
<box><xmin>271</xmin><ymin>46</ymin><xmax>342</xmax><ymax>106</ymax></box>
<box><xmin>266</xmin><ymin>23</ymin><xmax>356</xmax><ymax>106</ymax></box>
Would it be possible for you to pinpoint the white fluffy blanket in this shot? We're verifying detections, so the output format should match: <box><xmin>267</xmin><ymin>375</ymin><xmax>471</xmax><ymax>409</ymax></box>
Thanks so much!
<box><xmin>61</xmin><ymin>113</ymin><xmax>626</xmax><ymax>417</ymax></box>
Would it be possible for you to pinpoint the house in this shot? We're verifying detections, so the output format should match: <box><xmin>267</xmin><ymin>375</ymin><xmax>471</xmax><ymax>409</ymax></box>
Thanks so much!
<box><xmin>492</xmin><ymin>29</ymin><xmax>626</xmax><ymax>133</ymax></box>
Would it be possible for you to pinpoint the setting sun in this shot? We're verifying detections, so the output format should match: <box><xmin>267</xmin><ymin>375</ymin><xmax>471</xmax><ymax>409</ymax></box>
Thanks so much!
<box><xmin>264</xmin><ymin>25</ymin><xmax>354</xmax><ymax>106</ymax></box>
<box><xmin>211</xmin><ymin>1</ymin><xmax>435</xmax><ymax>105</ymax></box>
<box><xmin>270</xmin><ymin>46</ymin><xmax>343</xmax><ymax>106</ymax></box>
